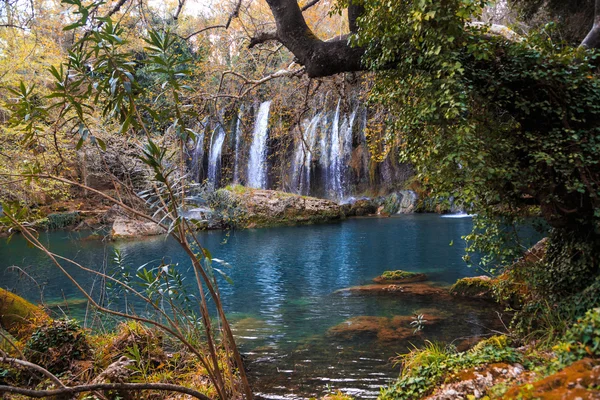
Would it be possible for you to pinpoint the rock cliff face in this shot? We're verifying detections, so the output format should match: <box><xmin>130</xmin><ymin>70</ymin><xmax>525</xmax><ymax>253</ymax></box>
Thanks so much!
<box><xmin>232</xmin><ymin>189</ymin><xmax>345</xmax><ymax>228</ymax></box>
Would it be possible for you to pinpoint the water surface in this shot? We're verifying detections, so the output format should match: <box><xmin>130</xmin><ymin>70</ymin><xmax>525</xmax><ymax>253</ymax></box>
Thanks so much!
<box><xmin>1</xmin><ymin>215</ymin><xmax>515</xmax><ymax>398</ymax></box>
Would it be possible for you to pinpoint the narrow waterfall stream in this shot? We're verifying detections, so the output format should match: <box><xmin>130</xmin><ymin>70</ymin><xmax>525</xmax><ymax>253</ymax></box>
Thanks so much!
<box><xmin>208</xmin><ymin>126</ymin><xmax>226</xmax><ymax>186</ymax></box>
<box><xmin>247</xmin><ymin>101</ymin><xmax>272</xmax><ymax>189</ymax></box>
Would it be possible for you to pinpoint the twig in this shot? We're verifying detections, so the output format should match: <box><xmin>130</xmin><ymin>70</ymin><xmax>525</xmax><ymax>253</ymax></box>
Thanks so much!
<box><xmin>0</xmin><ymin>331</ymin><xmax>24</xmax><ymax>360</ymax></box>
<box><xmin>183</xmin><ymin>0</ymin><xmax>242</xmax><ymax>40</ymax></box>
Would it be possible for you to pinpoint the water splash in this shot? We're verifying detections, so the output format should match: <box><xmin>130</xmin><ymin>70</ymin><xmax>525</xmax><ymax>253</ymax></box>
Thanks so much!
<box><xmin>208</xmin><ymin>125</ymin><xmax>226</xmax><ymax>187</ymax></box>
<box><xmin>247</xmin><ymin>101</ymin><xmax>272</xmax><ymax>189</ymax></box>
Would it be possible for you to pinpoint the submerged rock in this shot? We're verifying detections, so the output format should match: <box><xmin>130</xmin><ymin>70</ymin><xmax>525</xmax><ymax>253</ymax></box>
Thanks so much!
<box><xmin>373</xmin><ymin>270</ymin><xmax>428</xmax><ymax>284</ymax></box>
<box><xmin>111</xmin><ymin>216</ymin><xmax>166</xmax><ymax>239</ymax></box>
<box><xmin>328</xmin><ymin>312</ymin><xmax>446</xmax><ymax>342</ymax></box>
<box><xmin>336</xmin><ymin>282</ymin><xmax>449</xmax><ymax>297</ymax></box>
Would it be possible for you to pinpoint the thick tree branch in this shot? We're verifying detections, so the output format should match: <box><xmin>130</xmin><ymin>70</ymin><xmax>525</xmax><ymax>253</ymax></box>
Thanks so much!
<box><xmin>0</xmin><ymin>383</ymin><xmax>211</xmax><ymax>399</ymax></box>
<box><xmin>248</xmin><ymin>30</ymin><xmax>279</xmax><ymax>48</ymax></box>
<box><xmin>300</xmin><ymin>0</ymin><xmax>321</xmax><ymax>11</ymax></box>
<box><xmin>264</xmin><ymin>0</ymin><xmax>364</xmax><ymax>77</ymax></box>
<box><xmin>581</xmin><ymin>0</ymin><xmax>600</xmax><ymax>48</ymax></box>
<box><xmin>348</xmin><ymin>0</ymin><xmax>364</xmax><ymax>33</ymax></box>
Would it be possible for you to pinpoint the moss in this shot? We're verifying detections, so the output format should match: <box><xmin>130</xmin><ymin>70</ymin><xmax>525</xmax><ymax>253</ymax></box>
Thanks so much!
<box><xmin>223</xmin><ymin>184</ymin><xmax>251</xmax><ymax>195</ymax></box>
<box><xmin>503</xmin><ymin>358</ymin><xmax>600</xmax><ymax>399</ymax></box>
<box><xmin>374</xmin><ymin>270</ymin><xmax>428</xmax><ymax>283</ymax></box>
<box><xmin>449</xmin><ymin>276</ymin><xmax>496</xmax><ymax>301</ymax></box>
<box><xmin>0</xmin><ymin>288</ymin><xmax>48</xmax><ymax>338</ymax></box>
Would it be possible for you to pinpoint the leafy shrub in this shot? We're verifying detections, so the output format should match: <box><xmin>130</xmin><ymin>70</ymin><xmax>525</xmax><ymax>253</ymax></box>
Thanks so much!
<box><xmin>44</xmin><ymin>211</ymin><xmax>80</xmax><ymax>230</ymax></box>
<box><xmin>24</xmin><ymin>318</ymin><xmax>91</xmax><ymax>374</ymax></box>
<box><xmin>206</xmin><ymin>188</ymin><xmax>246</xmax><ymax>228</ymax></box>
<box><xmin>381</xmin><ymin>336</ymin><xmax>521</xmax><ymax>399</ymax></box>
<box><xmin>556</xmin><ymin>308</ymin><xmax>600</xmax><ymax>366</ymax></box>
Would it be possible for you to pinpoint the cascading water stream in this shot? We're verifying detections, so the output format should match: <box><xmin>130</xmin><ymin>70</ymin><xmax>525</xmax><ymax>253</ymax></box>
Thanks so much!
<box><xmin>233</xmin><ymin>106</ymin><xmax>243</xmax><ymax>184</ymax></box>
<box><xmin>247</xmin><ymin>101</ymin><xmax>272</xmax><ymax>189</ymax></box>
<box><xmin>189</xmin><ymin>129</ymin><xmax>205</xmax><ymax>183</ymax></box>
<box><xmin>291</xmin><ymin>114</ymin><xmax>320</xmax><ymax>195</ymax></box>
<box><xmin>207</xmin><ymin>125</ymin><xmax>226</xmax><ymax>187</ymax></box>
<box><xmin>327</xmin><ymin>101</ymin><xmax>342</xmax><ymax>200</ymax></box>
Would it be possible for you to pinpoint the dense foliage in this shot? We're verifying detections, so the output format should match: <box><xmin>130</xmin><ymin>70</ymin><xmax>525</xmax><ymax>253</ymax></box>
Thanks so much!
<box><xmin>345</xmin><ymin>0</ymin><xmax>600</xmax><ymax>307</ymax></box>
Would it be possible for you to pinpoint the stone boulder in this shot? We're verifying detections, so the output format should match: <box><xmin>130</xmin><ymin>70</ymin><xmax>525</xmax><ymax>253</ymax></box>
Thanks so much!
<box><xmin>449</xmin><ymin>276</ymin><xmax>496</xmax><ymax>301</ymax></box>
<box><xmin>111</xmin><ymin>216</ymin><xmax>165</xmax><ymax>239</ymax></box>
<box><xmin>343</xmin><ymin>198</ymin><xmax>379</xmax><ymax>217</ymax></box>
<box><xmin>382</xmin><ymin>190</ymin><xmax>418</xmax><ymax>214</ymax></box>
<box><xmin>231</xmin><ymin>188</ymin><xmax>344</xmax><ymax>228</ymax></box>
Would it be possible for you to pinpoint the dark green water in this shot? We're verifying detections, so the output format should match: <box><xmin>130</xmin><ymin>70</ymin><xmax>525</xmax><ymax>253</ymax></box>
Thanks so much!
<box><xmin>0</xmin><ymin>215</ymin><xmax>522</xmax><ymax>399</ymax></box>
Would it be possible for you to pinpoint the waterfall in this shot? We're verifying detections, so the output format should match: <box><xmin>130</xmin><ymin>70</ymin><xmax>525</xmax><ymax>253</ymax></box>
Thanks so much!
<box><xmin>247</xmin><ymin>101</ymin><xmax>272</xmax><ymax>189</ymax></box>
<box><xmin>207</xmin><ymin>125</ymin><xmax>226</xmax><ymax>187</ymax></box>
<box><xmin>340</xmin><ymin>109</ymin><xmax>356</xmax><ymax>197</ymax></box>
<box><xmin>189</xmin><ymin>130</ymin><xmax>205</xmax><ymax>183</ymax></box>
<box><xmin>327</xmin><ymin>101</ymin><xmax>343</xmax><ymax>200</ymax></box>
<box><xmin>291</xmin><ymin>114</ymin><xmax>320</xmax><ymax>195</ymax></box>
<box><xmin>233</xmin><ymin>106</ymin><xmax>243</xmax><ymax>184</ymax></box>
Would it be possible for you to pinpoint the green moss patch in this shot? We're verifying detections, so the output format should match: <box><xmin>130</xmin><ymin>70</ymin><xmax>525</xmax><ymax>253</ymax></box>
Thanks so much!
<box><xmin>0</xmin><ymin>288</ymin><xmax>48</xmax><ymax>338</ymax></box>
<box><xmin>449</xmin><ymin>276</ymin><xmax>496</xmax><ymax>301</ymax></box>
<box><xmin>373</xmin><ymin>270</ymin><xmax>428</xmax><ymax>284</ymax></box>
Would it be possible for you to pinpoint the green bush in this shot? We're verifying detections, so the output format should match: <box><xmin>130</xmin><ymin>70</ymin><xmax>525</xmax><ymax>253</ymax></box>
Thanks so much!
<box><xmin>556</xmin><ymin>308</ymin><xmax>600</xmax><ymax>366</ymax></box>
<box><xmin>44</xmin><ymin>211</ymin><xmax>80</xmax><ymax>230</ymax></box>
<box><xmin>25</xmin><ymin>318</ymin><xmax>91</xmax><ymax>374</ymax></box>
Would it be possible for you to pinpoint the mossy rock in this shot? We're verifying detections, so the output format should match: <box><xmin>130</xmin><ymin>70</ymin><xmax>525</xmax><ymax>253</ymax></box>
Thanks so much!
<box><xmin>449</xmin><ymin>276</ymin><xmax>496</xmax><ymax>301</ymax></box>
<box><xmin>373</xmin><ymin>270</ymin><xmax>427</xmax><ymax>284</ymax></box>
<box><xmin>0</xmin><ymin>288</ymin><xmax>48</xmax><ymax>338</ymax></box>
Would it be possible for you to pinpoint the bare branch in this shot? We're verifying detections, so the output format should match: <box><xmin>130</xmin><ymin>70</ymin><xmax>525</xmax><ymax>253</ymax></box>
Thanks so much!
<box><xmin>0</xmin><ymin>383</ymin><xmax>212</xmax><ymax>399</ymax></box>
<box><xmin>184</xmin><ymin>0</ymin><xmax>242</xmax><ymax>40</ymax></box>
<box><xmin>183</xmin><ymin>24</ymin><xmax>227</xmax><ymax>40</ymax></box>
<box><xmin>225</xmin><ymin>0</ymin><xmax>243</xmax><ymax>29</ymax></box>
<box><xmin>248</xmin><ymin>30</ymin><xmax>279</xmax><ymax>48</ymax></box>
<box><xmin>0</xmin><ymin>24</ymin><xmax>27</xmax><ymax>30</ymax></box>
<box><xmin>173</xmin><ymin>0</ymin><xmax>186</xmax><ymax>20</ymax></box>
<box><xmin>214</xmin><ymin>66</ymin><xmax>305</xmax><ymax>100</ymax></box>
<box><xmin>300</xmin><ymin>0</ymin><xmax>321</xmax><ymax>11</ymax></box>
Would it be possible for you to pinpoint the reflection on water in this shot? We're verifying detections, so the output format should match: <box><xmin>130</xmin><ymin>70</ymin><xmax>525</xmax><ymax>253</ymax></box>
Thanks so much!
<box><xmin>0</xmin><ymin>215</ymin><xmax>531</xmax><ymax>399</ymax></box>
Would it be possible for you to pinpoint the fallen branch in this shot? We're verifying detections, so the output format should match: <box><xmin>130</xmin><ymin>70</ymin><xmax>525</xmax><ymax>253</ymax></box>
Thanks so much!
<box><xmin>0</xmin><ymin>354</ymin><xmax>65</xmax><ymax>389</ymax></box>
<box><xmin>0</xmin><ymin>383</ymin><xmax>212</xmax><ymax>399</ymax></box>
